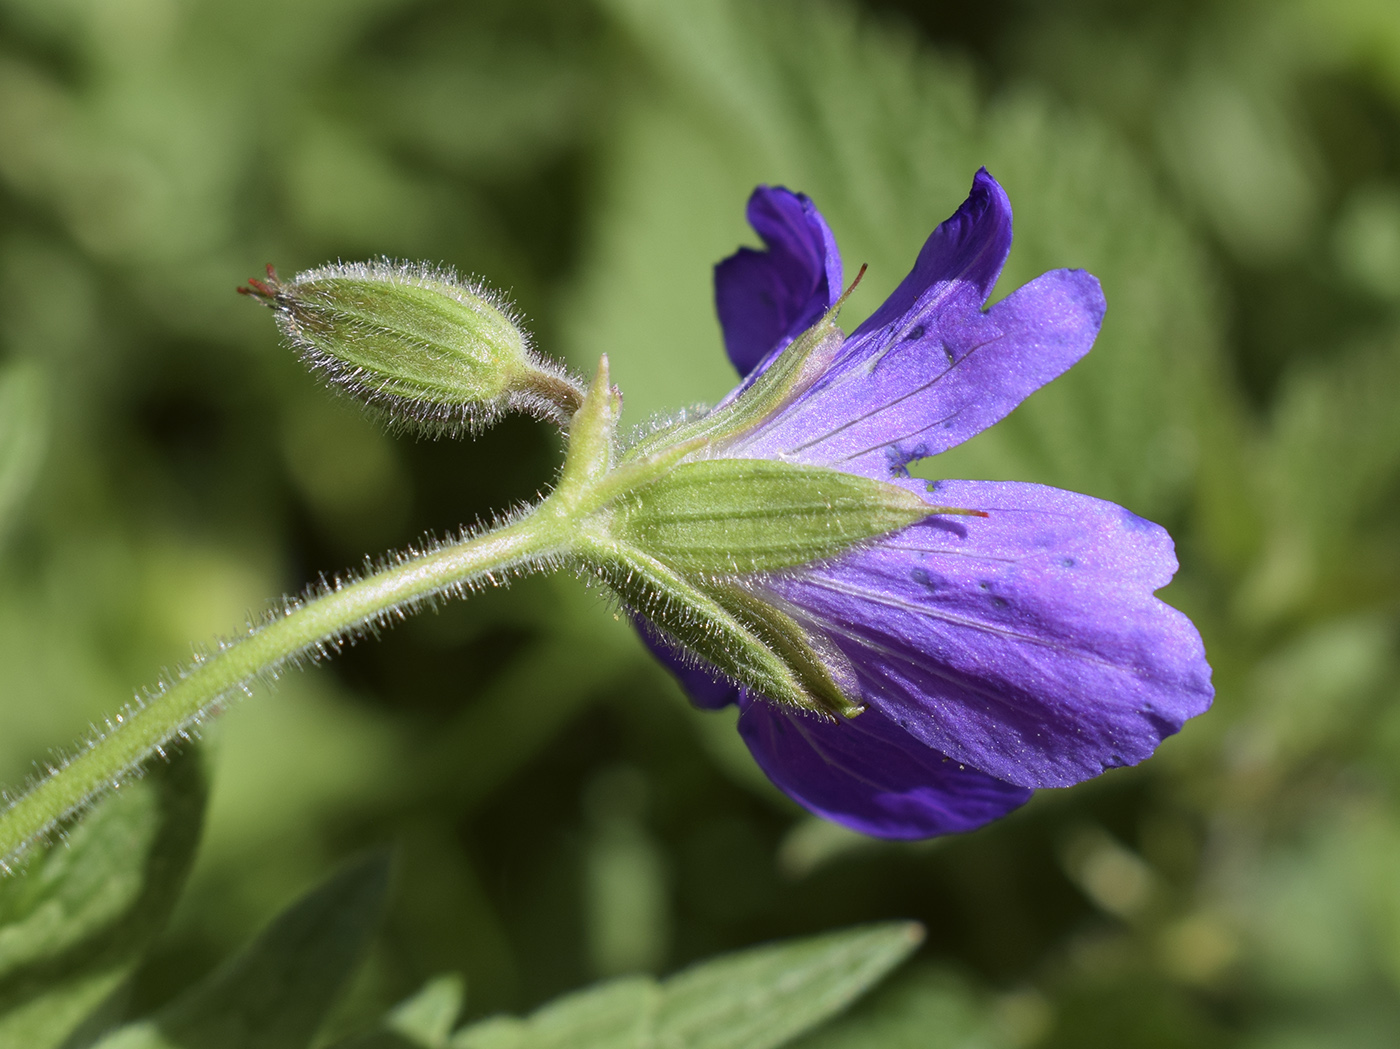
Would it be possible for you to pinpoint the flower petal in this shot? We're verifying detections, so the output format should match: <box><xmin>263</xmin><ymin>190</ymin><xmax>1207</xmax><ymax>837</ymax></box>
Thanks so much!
<box><xmin>850</xmin><ymin>167</ymin><xmax>1013</xmax><ymax>343</ymax></box>
<box><xmin>764</xmin><ymin>480</ymin><xmax>1214</xmax><ymax>788</ymax></box>
<box><xmin>727</xmin><ymin>176</ymin><xmax>1105</xmax><ymax>479</ymax></box>
<box><xmin>737</xmin><ymin>694</ymin><xmax>1032</xmax><ymax>839</ymax></box>
<box><xmin>714</xmin><ymin>186</ymin><xmax>843</xmax><ymax>379</ymax></box>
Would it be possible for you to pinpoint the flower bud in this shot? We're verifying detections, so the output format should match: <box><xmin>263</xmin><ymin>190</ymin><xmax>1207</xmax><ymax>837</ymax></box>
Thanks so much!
<box><xmin>241</xmin><ymin>260</ymin><xmax>583</xmax><ymax>433</ymax></box>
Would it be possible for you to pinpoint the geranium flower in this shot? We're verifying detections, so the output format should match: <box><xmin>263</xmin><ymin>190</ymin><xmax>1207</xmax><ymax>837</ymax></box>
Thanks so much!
<box><xmin>638</xmin><ymin>170</ymin><xmax>1214</xmax><ymax>839</ymax></box>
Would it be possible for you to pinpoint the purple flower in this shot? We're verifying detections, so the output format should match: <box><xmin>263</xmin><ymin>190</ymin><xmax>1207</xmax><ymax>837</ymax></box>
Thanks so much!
<box><xmin>641</xmin><ymin>169</ymin><xmax>1213</xmax><ymax>840</ymax></box>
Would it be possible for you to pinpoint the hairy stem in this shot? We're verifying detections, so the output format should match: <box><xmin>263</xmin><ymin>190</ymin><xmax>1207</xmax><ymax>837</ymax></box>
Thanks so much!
<box><xmin>0</xmin><ymin>509</ymin><xmax>569</xmax><ymax>868</ymax></box>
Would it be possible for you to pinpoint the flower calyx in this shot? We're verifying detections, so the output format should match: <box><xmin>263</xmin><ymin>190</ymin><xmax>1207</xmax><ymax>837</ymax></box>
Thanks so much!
<box><xmin>551</xmin><ymin>355</ymin><xmax>971</xmax><ymax>720</ymax></box>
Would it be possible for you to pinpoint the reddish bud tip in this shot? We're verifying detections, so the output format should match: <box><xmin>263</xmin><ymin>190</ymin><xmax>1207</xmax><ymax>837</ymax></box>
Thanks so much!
<box><xmin>832</xmin><ymin>263</ymin><xmax>869</xmax><ymax>313</ymax></box>
<box><xmin>238</xmin><ymin>270</ymin><xmax>282</xmax><ymax>304</ymax></box>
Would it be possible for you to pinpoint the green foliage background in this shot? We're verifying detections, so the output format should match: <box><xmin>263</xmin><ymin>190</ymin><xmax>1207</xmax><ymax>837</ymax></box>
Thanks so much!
<box><xmin>4</xmin><ymin>0</ymin><xmax>1400</xmax><ymax>1044</ymax></box>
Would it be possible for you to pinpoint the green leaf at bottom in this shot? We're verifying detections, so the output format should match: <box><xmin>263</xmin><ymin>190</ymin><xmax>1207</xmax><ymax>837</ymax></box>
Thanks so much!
<box><xmin>0</xmin><ymin>748</ymin><xmax>207</xmax><ymax>1049</ymax></box>
<box><xmin>450</xmin><ymin>921</ymin><xmax>922</xmax><ymax>1049</ymax></box>
<box><xmin>92</xmin><ymin>852</ymin><xmax>391</xmax><ymax>1049</ymax></box>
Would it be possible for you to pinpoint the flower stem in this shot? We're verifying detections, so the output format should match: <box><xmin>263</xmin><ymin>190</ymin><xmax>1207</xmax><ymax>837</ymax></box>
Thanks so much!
<box><xmin>0</xmin><ymin>508</ymin><xmax>570</xmax><ymax>868</ymax></box>
<box><xmin>0</xmin><ymin>356</ymin><xmax>631</xmax><ymax>870</ymax></box>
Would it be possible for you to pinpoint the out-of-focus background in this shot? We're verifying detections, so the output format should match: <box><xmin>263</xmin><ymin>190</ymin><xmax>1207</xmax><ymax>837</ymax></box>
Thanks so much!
<box><xmin>3</xmin><ymin>0</ymin><xmax>1400</xmax><ymax>1044</ymax></box>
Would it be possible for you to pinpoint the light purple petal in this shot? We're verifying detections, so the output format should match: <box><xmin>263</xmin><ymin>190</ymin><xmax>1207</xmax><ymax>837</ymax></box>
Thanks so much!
<box><xmin>714</xmin><ymin>186</ymin><xmax>843</xmax><ymax>379</ymax></box>
<box><xmin>725</xmin><ymin>176</ymin><xmax>1105</xmax><ymax>479</ymax></box>
<box><xmin>763</xmin><ymin>480</ymin><xmax>1214</xmax><ymax>789</ymax></box>
<box><xmin>737</xmin><ymin>694</ymin><xmax>1032</xmax><ymax>839</ymax></box>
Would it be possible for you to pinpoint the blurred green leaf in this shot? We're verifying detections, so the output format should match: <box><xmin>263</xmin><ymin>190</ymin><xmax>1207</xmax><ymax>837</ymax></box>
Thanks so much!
<box><xmin>1238</xmin><ymin>616</ymin><xmax>1394</xmax><ymax>771</ymax></box>
<box><xmin>331</xmin><ymin>974</ymin><xmax>464</xmax><ymax>1049</ymax></box>
<box><xmin>450</xmin><ymin>921</ymin><xmax>921</xmax><ymax>1049</ymax></box>
<box><xmin>351</xmin><ymin>1</ymin><xmax>600</xmax><ymax>175</ymax></box>
<box><xmin>0</xmin><ymin>748</ymin><xmax>206</xmax><ymax>1049</ymax></box>
<box><xmin>1269</xmin><ymin>333</ymin><xmax>1400</xmax><ymax>541</ymax></box>
<box><xmin>1239</xmin><ymin>818</ymin><xmax>1374</xmax><ymax>1000</ymax></box>
<box><xmin>91</xmin><ymin>852</ymin><xmax>390</xmax><ymax>1049</ymax></box>
<box><xmin>0</xmin><ymin>358</ymin><xmax>47</xmax><ymax>553</ymax></box>
<box><xmin>1332</xmin><ymin>185</ymin><xmax>1400</xmax><ymax>300</ymax></box>
<box><xmin>654</xmin><ymin>921</ymin><xmax>923</xmax><ymax>1049</ymax></box>
<box><xmin>415</xmin><ymin>578</ymin><xmax>643</xmax><ymax>813</ymax></box>
<box><xmin>789</xmin><ymin>965</ymin><xmax>1014</xmax><ymax>1049</ymax></box>
<box><xmin>332</xmin><ymin>1033</ymin><xmax>424</xmax><ymax>1049</ymax></box>
<box><xmin>453</xmin><ymin>976</ymin><xmax>654</xmax><ymax>1049</ymax></box>
<box><xmin>1235</xmin><ymin>331</ymin><xmax>1400</xmax><ymax>622</ymax></box>
<box><xmin>1159</xmin><ymin>65</ymin><xmax>1321</xmax><ymax>265</ymax></box>
<box><xmin>1287</xmin><ymin>0</ymin><xmax>1400</xmax><ymax>105</ymax></box>
<box><xmin>582</xmin><ymin>765</ymin><xmax>669</xmax><ymax>978</ymax></box>
<box><xmin>387</xmin><ymin>974</ymin><xmax>465</xmax><ymax>1047</ymax></box>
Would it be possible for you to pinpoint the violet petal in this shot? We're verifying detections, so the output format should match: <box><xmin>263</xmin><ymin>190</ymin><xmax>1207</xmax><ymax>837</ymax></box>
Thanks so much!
<box><xmin>730</xmin><ymin>265</ymin><xmax>1105</xmax><ymax>477</ymax></box>
<box><xmin>738</xmin><ymin>694</ymin><xmax>1032</xmax><ymax>839</ymax></box>
<box><xmin>764</xmin><ymin>480</ymin><xmax>1214</xmax><ymax>788</ymax></box>
<box><xmin>714</xmin><ymin>186</ymin><xmax>842</xmax><ymax>378</ymax></box>
<box><xmin>848</xmin><ymin>168</ymin><xmax>1013</xmax><ymax>344</ymax></box>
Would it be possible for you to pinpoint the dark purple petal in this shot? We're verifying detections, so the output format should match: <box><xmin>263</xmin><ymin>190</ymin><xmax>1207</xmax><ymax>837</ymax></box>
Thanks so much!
<box><xmin>633</xmin><ymin>618</ymin><xmax>739</xmax><ymax>710</ymax></box>
<box><xmin>714</xmin><ymin>187</ymin><xmax>843</xmax><ymax>378</ymax></box>
<box><xmin>849</xmin><ymin>168</ymin><xmax>1013</xmax><ymax>343</ymax></box>
<box><xmin>763</xmin><ymin>480</ymin><xmax>1214</xmax><ymax>789</ymax></box>
<box><xmin>737</xmin><ymin>694</ymin><xmax>1032</xmax><ymax>839</ymax></box>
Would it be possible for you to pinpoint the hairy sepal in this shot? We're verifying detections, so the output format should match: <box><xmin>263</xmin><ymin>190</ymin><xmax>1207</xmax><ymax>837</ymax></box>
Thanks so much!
<box><xmin>611</xmin><ymin>457</ymin><xmax>933</xmax><ymax>574</ymax></box>
<box><xmin>625</xmin><ymin>307</ymin><xmax>846</xmax><ymax>461</ymax></box>
<box><xmin>583</xmin><ymin>539</ymin><xmax>862</xmax><ymax>719</ymax></box>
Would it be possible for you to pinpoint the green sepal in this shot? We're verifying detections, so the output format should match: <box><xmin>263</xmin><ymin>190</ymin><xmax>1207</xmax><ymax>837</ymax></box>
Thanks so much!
<box><xmin>584</xmin><ymin>539</ymin><xmax>861</xmax><ymax>719</ymax></box>
<box><xmin>703</xmin><ymin>580</ymin><xmax>865</xmax><ymax>719</ymax></box>
<box><xmin>625</xmin><ymin>308</ymin><xmax>845</xmax><ymax>462</ymax></box>
<box><xmin>610</xmin><ymin>458</ymin><xmax>933</xmax><ymax>574</ymax></box>
<box><xmin>585</xmin><ymin>541</ymin><xmax>820</xmax><ymax>712</ymax></box>
<box><xmin>556</xmin><ymin>356</ymin><xmax>621</xmax><ymax>497</ymax></box>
